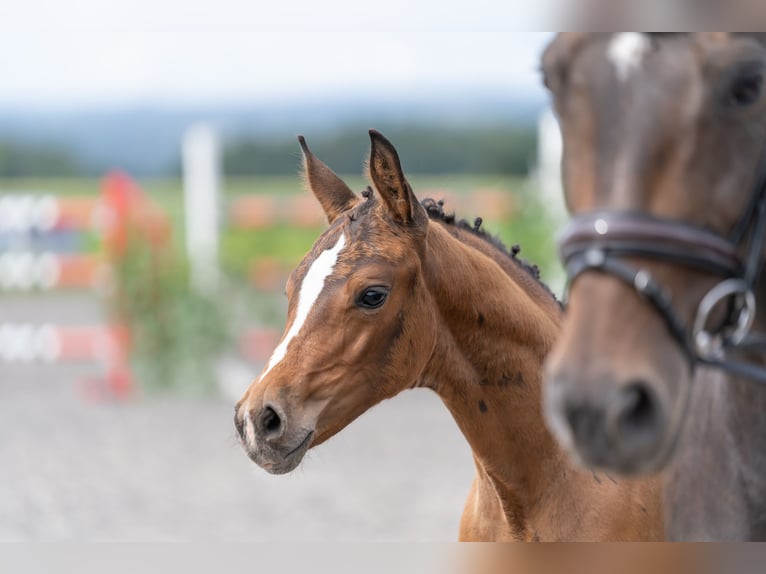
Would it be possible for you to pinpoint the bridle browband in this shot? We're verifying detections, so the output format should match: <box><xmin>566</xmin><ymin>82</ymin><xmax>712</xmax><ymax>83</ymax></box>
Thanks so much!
<box><xmin>559</xmin><ymin>161</ymin><xmax>766</xmax><ymax>382</ymax></box>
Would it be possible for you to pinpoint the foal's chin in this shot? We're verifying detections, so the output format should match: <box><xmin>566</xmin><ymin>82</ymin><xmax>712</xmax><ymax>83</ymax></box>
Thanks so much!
<box><xmin>245</xmin><ymin>431</ymin><xmax>315</xmax><ymax>475</ymax></box>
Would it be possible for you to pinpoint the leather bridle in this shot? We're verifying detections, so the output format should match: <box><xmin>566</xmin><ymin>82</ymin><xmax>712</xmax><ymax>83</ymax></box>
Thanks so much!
<box><xmin>558</xmin><ymin>161</ymin><xmax>766</xmax><ymax>382</ymax></box>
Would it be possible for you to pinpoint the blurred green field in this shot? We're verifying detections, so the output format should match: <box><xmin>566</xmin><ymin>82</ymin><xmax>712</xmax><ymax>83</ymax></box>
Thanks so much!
<box><xmin>0</xmin><ymin>174</ymin><xmax>561</xmax><ymax>289</ymax></box>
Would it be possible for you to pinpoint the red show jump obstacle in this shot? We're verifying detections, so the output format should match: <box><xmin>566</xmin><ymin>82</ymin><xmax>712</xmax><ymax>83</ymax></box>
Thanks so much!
<box><xmin>0</xmin><ymin>323</ymin><xmax>279</xmax><ymax>367</ymax></box>
<box><xmin>94</xmin><ymin>172</ymin><xmax>170</xmax><ymax>399</ymax></box>
<box><xmin>0</xmin><ymin>194</ymin><xmax>102</xmax><ymax>290</ymax></box>
<box><xmin>0</xmin><ymin>252</ymin><xmax>103</xmax><ymax>290</ymax></box>
<box><xmin>0</xmin><ymin>324</ymin><xmax>126</xmax><ymax>363</ymax></box>
<box><xmin>0</xmin><ymin>173</ymin><xmax>170</xmax><ymax>400</ymax></box>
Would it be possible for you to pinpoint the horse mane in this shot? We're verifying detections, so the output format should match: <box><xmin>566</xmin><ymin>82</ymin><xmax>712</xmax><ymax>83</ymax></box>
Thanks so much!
<box><xmin>418</xmin><ymin>197</ymin><xmax>561</xmax><ymax>306</ymax></box>
<box><xmin>354</xmin><ymin>186</ymin><xmax>560</xmax><ymax>305</ymax></box>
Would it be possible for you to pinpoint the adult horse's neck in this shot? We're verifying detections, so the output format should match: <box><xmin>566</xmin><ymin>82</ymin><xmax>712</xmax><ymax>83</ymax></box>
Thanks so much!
<box><xmin>665</xmin><ymin>267</ymin><xmax>766</xmax><ymax>540</ymax></box>
<box><xmin>727</xmin><ymin>271</ymin><xmax>766</xmax><ymax>537</ymax></box>
<box><xmin>417</xmin><ymin>221</ymin><xmax>655</xmax><ymax>540</ymax></box>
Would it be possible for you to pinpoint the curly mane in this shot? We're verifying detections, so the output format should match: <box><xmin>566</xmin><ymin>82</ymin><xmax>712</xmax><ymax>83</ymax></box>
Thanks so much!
<box><xmin>419</xmin><ymin>197</ymin><xmax>561</xmax><ymax>306</ymax></box>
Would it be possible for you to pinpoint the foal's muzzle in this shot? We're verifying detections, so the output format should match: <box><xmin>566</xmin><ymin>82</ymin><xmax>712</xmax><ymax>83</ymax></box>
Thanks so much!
<box><xmin>235</xmin><ymin>403</ymin><xmax>314</xmax><ymax>474</ymax></box>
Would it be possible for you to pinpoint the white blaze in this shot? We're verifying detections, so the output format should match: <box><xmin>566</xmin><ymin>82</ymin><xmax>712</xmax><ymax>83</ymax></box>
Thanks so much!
<box><xmin>608</xmin><ymin>33</ymin><xmax>650</xmax><ymax>81</ymax></box>
<box><xmin>259</xmin><ymin>233</ymin><xmax>347</xmax><ymax>382</ymax></box>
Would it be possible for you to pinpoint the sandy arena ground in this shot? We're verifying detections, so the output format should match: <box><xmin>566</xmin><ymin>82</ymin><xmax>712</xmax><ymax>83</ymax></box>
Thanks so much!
<box><xmin>0</xmin><ymin>293</ymin><xmax>475</xmax><ymax>541</ymax></box>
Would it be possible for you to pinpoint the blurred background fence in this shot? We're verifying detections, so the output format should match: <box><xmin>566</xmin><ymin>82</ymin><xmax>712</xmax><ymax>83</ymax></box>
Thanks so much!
<box><xmin>0</xmin><ymin>116</ymin><xmax>564</xmax><ymax>402</ymax></box>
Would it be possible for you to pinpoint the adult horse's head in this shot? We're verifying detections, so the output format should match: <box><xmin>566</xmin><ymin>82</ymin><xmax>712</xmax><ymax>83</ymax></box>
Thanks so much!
<box><xmin>542</xmin><ymin>33</ymin><xmax>766</xmax><ymax>474</ymax></box>
<box><xmin>234</xmin><ymin>130</ymin><xmax>436</xmax><ymax>474</ymax></box>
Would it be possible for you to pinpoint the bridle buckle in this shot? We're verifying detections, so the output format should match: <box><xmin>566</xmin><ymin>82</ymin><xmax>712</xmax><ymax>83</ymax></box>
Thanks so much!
<box><xmin>692</xmin><ymin>279</ymin><xmax>756</xmax><ymax>360</ymax></box>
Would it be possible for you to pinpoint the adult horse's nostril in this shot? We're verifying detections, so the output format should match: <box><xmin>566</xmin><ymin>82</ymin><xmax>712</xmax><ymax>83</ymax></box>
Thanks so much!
<box><xmin>564</xmin><ymin>401</ymin><xmax>609</xmax><ymax>457</ymax></box>
<box><xmin>615</xmin><ymin>383</ymin><xmax>663</xmax><ymax>452</ymax></box>
<box><xmin>259</xmin><ymin>405</ymin><xmax>283</xmax><ymax>439</ymax></box>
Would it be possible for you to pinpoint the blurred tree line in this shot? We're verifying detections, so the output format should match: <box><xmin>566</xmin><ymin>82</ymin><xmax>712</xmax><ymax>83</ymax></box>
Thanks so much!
<box><xmin>0</xmin><ymin>140</ymin><xmax>81</xmax><ymax>177</ymax></box>
<box><xmin>224</xmin><ymin>124</ymin><xmax>537</xmax><ymax>176</ymax></box>
<box><xmin>0</xmin><ymin>124</ymin><xmax>538</xmax><ymax>178</ymax></box>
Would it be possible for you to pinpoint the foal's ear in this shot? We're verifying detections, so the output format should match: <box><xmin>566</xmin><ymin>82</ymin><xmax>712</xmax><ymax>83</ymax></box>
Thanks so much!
<box><xmin>299</xmin><ymin>135</ymin><xmax>357</xmax><ymax>224</ymax></box>
<box><xmin>368</xmin><ymin>129</ymin><xmax>427</xmax><ymax>229</ymax></box>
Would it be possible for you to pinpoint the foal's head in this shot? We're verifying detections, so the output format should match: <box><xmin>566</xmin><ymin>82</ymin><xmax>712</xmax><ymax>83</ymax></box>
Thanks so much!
<box><xmin>235</xmin><ymin>130</ymin><xmax>437</xmax><ymax>474</ymax></box>
<box><xmin>542</xmin><ymin>33</ymin><xmax>766</xmax><ymax>474</ymax></box>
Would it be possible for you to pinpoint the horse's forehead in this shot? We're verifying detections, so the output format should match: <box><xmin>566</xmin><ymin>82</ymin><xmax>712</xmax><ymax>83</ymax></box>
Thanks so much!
<box><xmin>301</xmin><ymin>228</ymin><xmax>347</xmax><ymax>270</ymax></box>
<box><xmin>577</xmin><ymin>33</ymin><xmax>761</xmax><ymax>84</ymax></box>
<box><xmin>560</xmin><ymin>35</ymin><xmax>704</xmax><ymax>212</ymax></box>
<box><xmin>606</xmin><ymin>33</ymin><xmax>651</xmax><ymax>82</ymax></box>
<box><xmin>570</xmin><ymin>36</ymin><xmax>703</xmax><ymax>136</ymax></box>
<box><xmin>296</xmin><ymin>216</ymin><xmax>406</xmax><ymax>285</ymax></box>
<box><xmin>578</xmin><ymin>34</ymin><xmax>687</xmax><ymax>84</ymax></box>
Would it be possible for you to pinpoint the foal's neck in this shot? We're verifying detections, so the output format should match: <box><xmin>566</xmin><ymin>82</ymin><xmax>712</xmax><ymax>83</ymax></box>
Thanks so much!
<box><xmin>420</xmin><ymin>223</ymin><xmax>567</xmax><ymax>536</ymax></box>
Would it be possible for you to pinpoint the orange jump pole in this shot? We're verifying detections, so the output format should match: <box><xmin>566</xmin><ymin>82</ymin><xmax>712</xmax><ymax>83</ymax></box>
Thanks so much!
<box><xmin>97</xmin><ymin>171</ymin><xmax>170</xmax><ymax>400</ymax></box>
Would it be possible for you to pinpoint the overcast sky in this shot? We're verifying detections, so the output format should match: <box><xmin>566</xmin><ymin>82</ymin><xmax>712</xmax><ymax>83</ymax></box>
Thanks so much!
<box><xmin>1</xmin><ymin>0</ymin><xmax>554</xmax><ymax>108</ymax></box>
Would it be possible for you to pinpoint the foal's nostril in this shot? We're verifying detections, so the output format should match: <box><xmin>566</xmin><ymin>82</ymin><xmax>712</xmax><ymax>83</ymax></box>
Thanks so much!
<box><xmin>259</xmin><ymin>405</ymin><xmax>283</xmax><ymax>437</ymax></box>
<box><xmin>615</xmin><ymin>383</ymin><xmax>662</xmax><ymax>450</ymax></box>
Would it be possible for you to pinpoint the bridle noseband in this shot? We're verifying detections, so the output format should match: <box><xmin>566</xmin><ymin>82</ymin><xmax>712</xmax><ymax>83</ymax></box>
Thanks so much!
<box><xmin>558</xmin><ymin>170</ymin><xmax>766</xmax><ymax>382</ymax></box>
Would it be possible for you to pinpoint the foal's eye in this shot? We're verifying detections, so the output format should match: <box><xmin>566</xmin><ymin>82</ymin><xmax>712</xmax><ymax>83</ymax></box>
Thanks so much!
<box><xmin>728</xmin><ymin>70</ymin><xmax>764</xmax><ymax>108</ymax></box>
<box><xmin>357</xmin><ymin>286</ymin><xmax>388</xmax><ymax>309</ymax></box>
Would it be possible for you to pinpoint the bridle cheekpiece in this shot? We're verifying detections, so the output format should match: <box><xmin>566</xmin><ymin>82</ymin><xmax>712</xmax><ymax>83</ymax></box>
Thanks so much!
<box><xmin>558</xmin><ymin>168</ymin><xmax>766</xmax><ymax>382</ymax></box>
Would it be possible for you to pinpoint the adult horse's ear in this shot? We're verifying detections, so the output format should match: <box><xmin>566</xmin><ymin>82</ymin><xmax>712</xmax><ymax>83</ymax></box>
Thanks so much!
<box><xmin>298</xmin><ymin>135</ymin><xmax>357</xmax><ymax>224</ymax></box>
<box><xmin>368</xmin><ymin>129</ymin><xmax>427</xmax><ymax>230</ymax></box>
<box><xmin>541</xmin><ymin>33</ymin><xmax>586</xmax><ymax>93</ymax></box>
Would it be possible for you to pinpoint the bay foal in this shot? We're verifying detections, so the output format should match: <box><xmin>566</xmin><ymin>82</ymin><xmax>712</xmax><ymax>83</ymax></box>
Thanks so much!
<box><xmin>235</xmin><ymin>130</ymin><xmax>662</xmax><ymax>540</ymax></box>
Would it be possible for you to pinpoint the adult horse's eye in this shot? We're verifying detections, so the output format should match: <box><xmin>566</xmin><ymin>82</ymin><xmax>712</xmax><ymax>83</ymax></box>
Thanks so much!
<box><xmin>540</xmin><ymin>67</ymin><xmax>554</xmax><ymax>91</ymax></box>
<box><xmin>357</xmin><ymin>287</ymin><xmax>388</xmax><ymax>309</ymax></box>
<box><xmin>728</xmin><ymin>70</ymin><xmax>764</xmax><ymax>108</ymax></box>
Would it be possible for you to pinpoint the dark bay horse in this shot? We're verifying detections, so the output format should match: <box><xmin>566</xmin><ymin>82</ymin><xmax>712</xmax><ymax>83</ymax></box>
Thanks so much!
<box><xmin>541</xmin><ymin>33</ymin><xmax>766</xmax><ymax>540</ymax></box>
<box><xmin>234</xmin><ymin>129</ymin><xmax>662</xmax><ymax>541</ymax></box>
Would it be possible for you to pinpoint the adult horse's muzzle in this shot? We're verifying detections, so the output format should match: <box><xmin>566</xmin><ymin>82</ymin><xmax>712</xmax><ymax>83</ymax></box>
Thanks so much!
<box><xmin>234</xmin><ymin>402</ymin><xmax>315</xmax><ymax>475</ymax></box>
<box><xmin>544</xmin><ymin>365</ymin><xmax>678</xmax><ymax>476</ymax></box>
<box><xmin>543</xmin><ymin>267</ymin><xmax>693</xmax><ymax>476</ymax></box>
